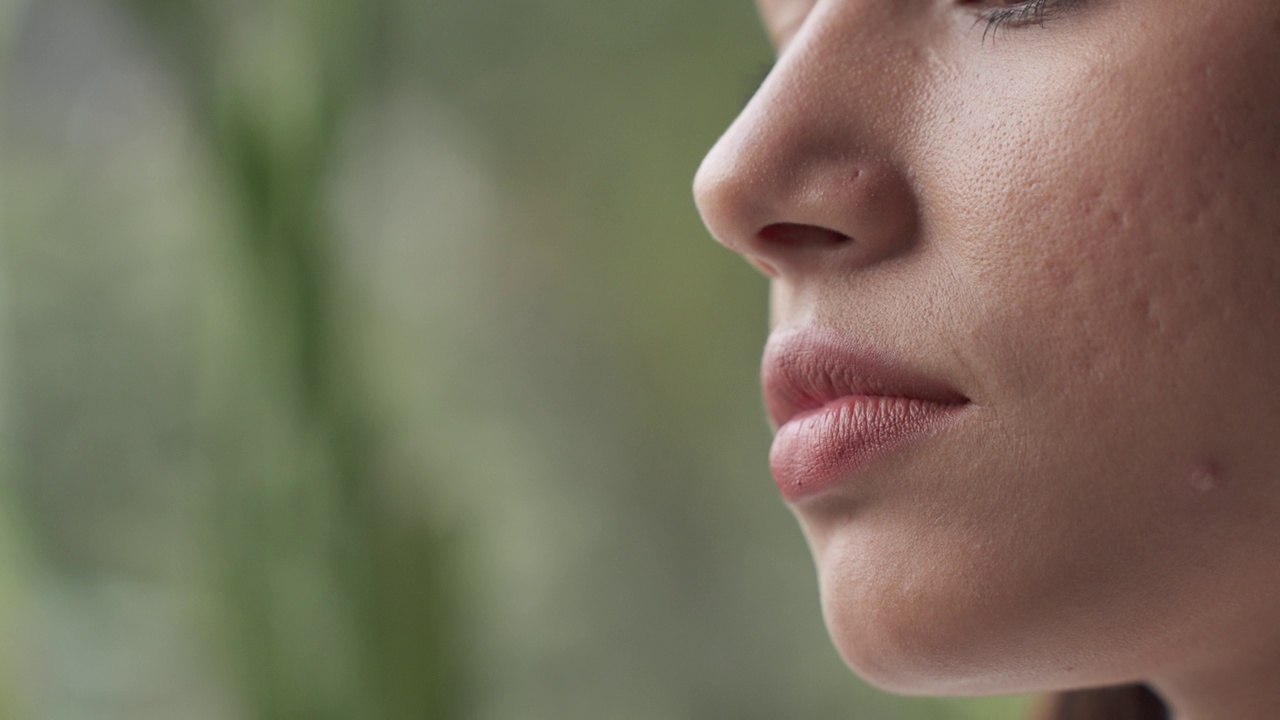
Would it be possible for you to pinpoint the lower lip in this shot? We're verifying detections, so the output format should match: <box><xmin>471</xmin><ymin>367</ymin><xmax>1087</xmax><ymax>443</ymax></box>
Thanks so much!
<box><xmin>769</xmin><ymin>395</ymin><xmax>963</xmax><ymax>502</ymax></box>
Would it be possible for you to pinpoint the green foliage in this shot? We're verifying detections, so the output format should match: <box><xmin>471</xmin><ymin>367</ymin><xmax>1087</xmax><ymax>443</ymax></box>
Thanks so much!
<box><xmin>121</xmin><ymin>1</ymin><xmax>464</xmax><ymax>717</ymax></box>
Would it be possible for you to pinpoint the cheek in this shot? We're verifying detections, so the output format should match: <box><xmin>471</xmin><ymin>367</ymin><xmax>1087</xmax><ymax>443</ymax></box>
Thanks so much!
<box><xmin>935</xmin><ymin>6</ymin><xmax>1280</xmax><ymax>420</ymax></box>
<box><xmin>810</xmin><ymin>6</ymin><xmax>1280</xmax><ymax>693</ymax></box>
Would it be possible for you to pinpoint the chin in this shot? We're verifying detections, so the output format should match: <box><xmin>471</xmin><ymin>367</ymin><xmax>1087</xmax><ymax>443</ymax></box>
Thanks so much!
<box><xmin>819</xmin><ymin>584</ymin><xmax>987</xmax><ymax>696</ymax></box>
<box><xmin>809</xmin><ymin>528</ymin><xmax>1087</xmax><ymax>699</ymax></box>
<box><xmin>812</xmin><ymin>554</ymin><xmax>984</xmax><ymax>694</ymax></box>
<box><xmin>813</xmin><ymin>548</ymin><xmax>1161</xmax><ymax>700</ymax></box>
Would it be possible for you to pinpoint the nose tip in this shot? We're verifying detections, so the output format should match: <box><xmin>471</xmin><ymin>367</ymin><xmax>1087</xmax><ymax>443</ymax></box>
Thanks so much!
<box><xmin>692</xmin><ymin>6</ymin><xmax>922</xmax><ymax>282</ymax></box>
<box><xmin>693</xmin><ymin>141</ymin><xmax>919</xmax><ymax>278</ymax></box>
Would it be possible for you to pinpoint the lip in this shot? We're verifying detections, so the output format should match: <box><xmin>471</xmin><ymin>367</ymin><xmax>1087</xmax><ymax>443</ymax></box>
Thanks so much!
<box><xmin>762</xmin><ymin>327</ymin><xmax>969</xmax><ymax>501</ymax></box>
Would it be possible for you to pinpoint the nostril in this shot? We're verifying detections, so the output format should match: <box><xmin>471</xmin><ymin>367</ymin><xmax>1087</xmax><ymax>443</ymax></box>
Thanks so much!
<box><xmin>759</xmin><ymin>222</ymin><xmax>852</xmax><ymax>247</ymax></box>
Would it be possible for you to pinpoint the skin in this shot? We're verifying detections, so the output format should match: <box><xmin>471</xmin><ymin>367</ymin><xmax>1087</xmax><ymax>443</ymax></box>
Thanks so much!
<box><xmin>692</xmin><ymin>0</ymin><xmax>1280</xmax><ymax>717</ymax></box>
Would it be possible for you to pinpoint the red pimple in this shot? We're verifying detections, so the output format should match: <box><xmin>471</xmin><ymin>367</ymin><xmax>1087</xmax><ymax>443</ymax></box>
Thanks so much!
<box><xmin>1187</xmin><ymin>461</ymin><xmax>1222</xmax><ymax>493</ymax></box>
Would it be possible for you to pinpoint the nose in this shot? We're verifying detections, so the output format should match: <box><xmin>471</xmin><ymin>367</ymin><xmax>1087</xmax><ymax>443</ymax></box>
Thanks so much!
<box><xmin>692</xmin><ymin>4</ymin><xmax>921</xmax><ymax>280</ymax></box>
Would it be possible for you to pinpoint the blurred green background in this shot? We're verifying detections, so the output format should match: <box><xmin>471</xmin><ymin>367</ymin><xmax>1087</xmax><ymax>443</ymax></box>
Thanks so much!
<box><xmin>0</xmin><ymin>1</ymin><xmax>1030</xmax><ymax>718</ymax></box>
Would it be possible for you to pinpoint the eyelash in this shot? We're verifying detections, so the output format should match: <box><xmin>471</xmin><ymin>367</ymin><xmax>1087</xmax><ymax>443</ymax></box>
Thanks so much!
<box><xmin>975</xmin><ymin>0</ymin><xmax>1084</xmax><ymax>40</ymax></box>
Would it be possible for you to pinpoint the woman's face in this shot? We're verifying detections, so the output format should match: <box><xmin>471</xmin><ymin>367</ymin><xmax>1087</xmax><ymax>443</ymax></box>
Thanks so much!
<box><xmin>695</xmin><ymin>0</ymin><xmax>1280</xmax><ymax>697</ymax></box>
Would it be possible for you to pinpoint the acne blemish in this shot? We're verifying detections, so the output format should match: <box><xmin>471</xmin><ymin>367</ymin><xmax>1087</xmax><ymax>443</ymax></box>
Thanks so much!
<box><xmin>1187</xmin><ymin>461</ymin><xmax>1223</xmax><ymax>493</ymax></box>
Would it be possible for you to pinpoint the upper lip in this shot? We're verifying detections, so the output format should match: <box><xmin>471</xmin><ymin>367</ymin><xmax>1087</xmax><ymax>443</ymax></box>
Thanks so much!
<box><xmin>761</xmin><ymin>327</ymin><xmax>969</xmax><ymax>428</ymax></box>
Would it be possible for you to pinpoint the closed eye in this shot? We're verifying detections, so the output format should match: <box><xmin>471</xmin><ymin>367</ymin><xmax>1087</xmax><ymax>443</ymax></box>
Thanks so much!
<box><xmin>964</xmin><ymin>0</ymin><xmax>1087</xmax><ymax>40</ymax></box>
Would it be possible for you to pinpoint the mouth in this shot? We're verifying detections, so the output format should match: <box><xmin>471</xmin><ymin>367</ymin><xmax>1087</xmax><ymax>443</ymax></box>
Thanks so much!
<box><xmin>761</xmin><ymin>327</ymin><xmax>969</xmax><ymax>501</ymax></box>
